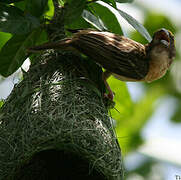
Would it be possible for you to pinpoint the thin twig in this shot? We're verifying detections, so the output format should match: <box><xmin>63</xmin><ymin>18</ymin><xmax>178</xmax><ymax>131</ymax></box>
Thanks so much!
<box><xmin>52</xmin><ymin>0</ymin><xmax>61</xmax><ymax>20</ymax></box>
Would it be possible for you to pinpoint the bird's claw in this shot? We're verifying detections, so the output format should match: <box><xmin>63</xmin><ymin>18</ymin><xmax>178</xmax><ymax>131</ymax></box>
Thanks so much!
<box><xmin>104</xmin><ymin>91</ymin><xmax>115</xmax><ymax>101</ymax></box>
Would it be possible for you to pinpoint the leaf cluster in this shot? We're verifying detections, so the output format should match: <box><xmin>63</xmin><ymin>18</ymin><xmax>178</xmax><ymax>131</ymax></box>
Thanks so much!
<box><xmin>0</xmin><ymin>0</ymin><xmax>151</xmax><ymax>77</ymax></box>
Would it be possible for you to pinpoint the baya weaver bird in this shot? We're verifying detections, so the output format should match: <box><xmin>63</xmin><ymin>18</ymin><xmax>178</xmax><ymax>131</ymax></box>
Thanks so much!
<box><xmin>29</xmin><ymin>28</ymin><xmax>176</xmax><ymax>99</ymax></box>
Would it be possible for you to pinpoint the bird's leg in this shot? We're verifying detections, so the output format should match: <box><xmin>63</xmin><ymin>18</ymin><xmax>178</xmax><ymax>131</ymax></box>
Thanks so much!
<box><xmin>102</xmin><ymin>70</ymin><xmax>114</xmax><ymax>100</ymax></box>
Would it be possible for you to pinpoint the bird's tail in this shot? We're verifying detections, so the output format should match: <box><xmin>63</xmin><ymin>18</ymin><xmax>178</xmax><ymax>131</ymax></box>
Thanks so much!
<box><xmin>28</xmin><ymin>38</ymin><xmax>73</xmax><ymax>52</ymax></box>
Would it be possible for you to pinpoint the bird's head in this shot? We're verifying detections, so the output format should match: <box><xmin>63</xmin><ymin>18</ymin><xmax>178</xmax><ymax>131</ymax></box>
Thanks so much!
<box><xmin>150</xmin><ymin>28</ymin><xmax>176</xmax><ymax>59</ymax></box>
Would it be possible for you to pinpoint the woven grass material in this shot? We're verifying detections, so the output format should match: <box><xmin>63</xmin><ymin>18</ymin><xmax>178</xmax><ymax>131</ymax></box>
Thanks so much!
<box><xmin>0</xmin><ymin>52</ymin><xmax>123</xmax><ymax>180</ymax></box>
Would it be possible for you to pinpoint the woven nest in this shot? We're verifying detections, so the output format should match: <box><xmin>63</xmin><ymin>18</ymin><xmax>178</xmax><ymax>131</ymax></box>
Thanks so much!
<box><xmin>0</xmin><ymin>51</ymin><xmax>123</xmax><ymax>180</ymax></box>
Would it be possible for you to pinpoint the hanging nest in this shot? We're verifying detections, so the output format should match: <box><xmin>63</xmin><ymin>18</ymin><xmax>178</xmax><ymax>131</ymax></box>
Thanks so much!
<box><xmin>0</xmin><ymin>51</ymin><xmax>123</xmax><ymax>180</ymax></box>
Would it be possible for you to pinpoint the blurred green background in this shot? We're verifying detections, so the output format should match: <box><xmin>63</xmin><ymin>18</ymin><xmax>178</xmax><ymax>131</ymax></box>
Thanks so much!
<box><xmin>108</xmin><ymin>0</ymin><xmax>181</xmax><ymax>179</ymax></box>
<box><xmin>0</xmin><ymin>0</ymin><xmax>181</xmax><ymax>179</ymax></box>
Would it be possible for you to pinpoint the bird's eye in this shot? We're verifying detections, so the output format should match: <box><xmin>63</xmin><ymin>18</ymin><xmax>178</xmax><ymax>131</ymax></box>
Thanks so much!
<box><xmin>155</xmin><ymin>29</ymin><xmax>170</xmax><ymax>43</ymax></box>
<box><xmin>160</xmin><ymin>32</ymin><xmax>170</xmax><ymax>43</ymax></box>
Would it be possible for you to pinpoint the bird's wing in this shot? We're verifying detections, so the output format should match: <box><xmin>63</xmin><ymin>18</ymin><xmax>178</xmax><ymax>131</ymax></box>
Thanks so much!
<box><xmin>70</xmin><ymin>30</ymin><xmax>149</xmax><ymax>80</ymax></box>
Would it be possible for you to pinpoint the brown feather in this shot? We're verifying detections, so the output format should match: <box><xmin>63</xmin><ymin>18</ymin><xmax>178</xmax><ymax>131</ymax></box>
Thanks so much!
<box><xmin>28</xmin><ymin>29</ymin><xmax>175</xmax><ymax>83</ymax></box>
<box><xmin>69</xmin><ymin>30</ymin><xmax>149</xmax><ymax>80</ymax></box>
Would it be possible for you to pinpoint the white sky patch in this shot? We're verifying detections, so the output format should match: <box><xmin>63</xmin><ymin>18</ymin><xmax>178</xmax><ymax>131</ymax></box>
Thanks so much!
<box><xmin>135</xmin><ymin>0</ymin><xmax>181</xmax><ymax>25</ymax></box>
<box><xmin>138</xmin><ymin>138</ymin><xmax>181</xmax><ymax>167</ymax></box>
<box><xmin>142</xmin><ymin>97</ymin><xmax>181</xmax><ymax>139</ymax></box>
<box><xmin>22</xmin><ymin>58</ymin><xmax>31</xmax><ymax>72</ymax></box>
<box><xmin>0</xmin><ymin>58</ymin><xmax>30</xmax><ymax>99</ymax></box>
<box><xmin>126</xmin><ymin>82</ymin><xmax>145</xmax><ymax>102</ymax></box>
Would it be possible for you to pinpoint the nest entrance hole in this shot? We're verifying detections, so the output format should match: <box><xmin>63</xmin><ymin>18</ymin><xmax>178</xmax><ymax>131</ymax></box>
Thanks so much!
<box><xmin>15</xmin><ymin>149</ymin><xmax>106</xmax><ymax>180</ymax></box>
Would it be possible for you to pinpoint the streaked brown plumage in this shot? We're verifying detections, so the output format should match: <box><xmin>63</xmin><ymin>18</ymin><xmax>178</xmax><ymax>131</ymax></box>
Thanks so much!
<box><xmin>28</xmin><ymin>28</ymin><xmax>176</xmax><ymax>99</ymax></box>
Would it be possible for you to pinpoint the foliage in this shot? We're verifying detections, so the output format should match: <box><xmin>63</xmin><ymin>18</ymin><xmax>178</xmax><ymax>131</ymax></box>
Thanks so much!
<box><xmin>0</xmin><ymin>3</ymin><xmax>40</xmax><ymax>34</ymax></box>
<box><xmin>0</xmin><ymin>29</ymin><xmax>42</xmax><ymax>76</ymax></box>
<box><xmin>0</xmin><ymin>0</ymin><xmax>151</xmax><ymax>77</ymax></box>
<box><xmin>0</xmin><ymin>100</ymin><xmax>4</xmax><ymax>108</ymax></box>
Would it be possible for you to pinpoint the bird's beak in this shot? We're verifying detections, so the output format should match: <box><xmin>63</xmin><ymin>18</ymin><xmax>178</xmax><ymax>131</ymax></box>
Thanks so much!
<box><xmin>160</xmin><ymin>39</ymin><xmax>169</xmax><ymax>47</ymax></box>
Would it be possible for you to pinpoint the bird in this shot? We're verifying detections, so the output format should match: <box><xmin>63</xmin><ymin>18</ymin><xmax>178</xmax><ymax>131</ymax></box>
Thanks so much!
<box><xmin>28</xmin><ymin>28</ymin><xmax>176</xmax><ymax>100</ymax></box>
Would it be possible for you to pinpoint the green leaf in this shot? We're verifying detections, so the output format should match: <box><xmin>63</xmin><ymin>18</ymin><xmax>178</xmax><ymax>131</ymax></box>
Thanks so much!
<box><xmin>64</xmin><ymin>0</ymin><xmax>87</xmax><ymax>25</ymax></box>
<box><xmin>116</xmin><ymin>0</ymin><xmax>134</xmax><ymax>3</ymax></box>
<box><xmin>88</xmin><ymin>2</ymin><xmax>123</xmax><ymax>34</ymax></box>
<box><xmin>0</xmin><ymin>0</ymin><xmax>24</xmax><ymax>3</ymax></box>
<box><xmin>117</xmin><ymin>8</ymin><xmax>152</xmax><ymax>42</ymax></box>
<box><xmin>0</xmin><ymin>3</ymin><xmax>40</xmax><ymax>34</ymax></box>
<box><xmin>0</xmin><ymin>100</ymin><xmax>4</xmax><ymax>108</ymax></box>
<box><xmin>29</xmin><ymin>30</ymin><xmax>48</xmax><ymax>64</ymax></box>
<box><xmin>14</xmin><ymin>1</ymin><xmax>26</xmax><ymax>11</ymax></box>
<box><xmin>0</xmin><ymin>29</ymin><xmax>42</xmax><ymax>77</ymax></box>
<box><xmin>82</xmin><ymin>10</ymin><xmax>106</xmax><ymax>31</ymax></box>
<box><xmin>66</xmin><ymin>15</ymin><xmax>90</xmax><ymax>30</ymax></box>
<box><xmin>101</xmin><ymin>0</ymin><xmax>117</xmax><ymax>8</ymax></box>
<box><xmin>0</xmin><ymin>32</ymin><xmax>12</xmax><ymax>50</ymax></box>
<box><xmin>45</xmin><ymin>0</ymin><xmax>54</xmax><ymax>19</ymax></box>
<box><xmin>25</xmin><ymin>0</ymin><xmax>48</xmax><ymax>18</ymax></box>
<box><xmin>58</xmin><ymin>0</ymin><xmax>65</xmax><ymax>6</ymax></box>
